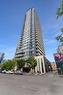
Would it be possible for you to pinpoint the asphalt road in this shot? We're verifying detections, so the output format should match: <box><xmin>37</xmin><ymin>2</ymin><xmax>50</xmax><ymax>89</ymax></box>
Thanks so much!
<box><xmin>0</xmin><ymin>73</ymin><xmax>63</xmax><ymax>95</ymax></box>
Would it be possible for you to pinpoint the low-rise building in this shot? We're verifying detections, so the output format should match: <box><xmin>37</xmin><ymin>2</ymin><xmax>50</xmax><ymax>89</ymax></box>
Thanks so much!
<box><xmin>51</xmin><ymin>62</ymin><xmax>57</xmax><ymax>71</ymax></box>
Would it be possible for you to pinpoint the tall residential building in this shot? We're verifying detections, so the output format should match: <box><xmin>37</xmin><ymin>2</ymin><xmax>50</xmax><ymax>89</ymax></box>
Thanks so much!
<box><xmin>15</xmin><ymin>8</ymin><xmax>45</xmax><ymax>59</ymax></box>
<box><xmin>15</xmin><ymin>8</ymin><xmax>52</xmax><ymax>74</ymax></box>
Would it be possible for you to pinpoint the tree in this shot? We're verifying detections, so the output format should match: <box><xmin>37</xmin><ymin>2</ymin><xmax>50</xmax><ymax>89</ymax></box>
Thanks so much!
<box><xmin>56</xmin><ymin>0</ymin><xmax>63</xmax><ymax>45</ymax></box>
<box><xmin>55</xmin><ymin>0</ymin><xmax>63</xmax><ymax>75</ymax></box>
<box><xmin>56</xmin><ymin>34</ymin><xmax>63</xmax><ymax>45</ymax></box>
<box><xmin>56</xmin><ymin>35</ymin><xmax>61</xmax><ymax>41</ymax></box>
<box><xmin>26</xmin><ymin>56</ymin><xmax>37</xmax><ymax>73</ymax></box>
<box><xmin>0</xmin><ymin>64</ymin><xmax>2</xmax><ymax>68</ymax></box>
<box><xmin>16</xmin><ymin>59</ymin><xmax>25</xmax><ymax>71</ymax></box>
<box><xmin>56</xmin><ymin>28</ymin><xmax>63</xmax><ymax>45</ymax></box>
<box><xmin>56</xmin><ymin>0</ymin><xmax>63</xmax><ymax>18</ymax></box>
<box><xmin>2</xmin><ymin>59</ymin><xmax>16</xmax><ymax>71</ymax></box>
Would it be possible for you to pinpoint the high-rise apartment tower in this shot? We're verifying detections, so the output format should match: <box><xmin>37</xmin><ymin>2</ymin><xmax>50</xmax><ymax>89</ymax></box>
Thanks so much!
<box><xmin>15</xmin><ymin>8</ymin><xmax>45</xmax><ymax>59</ymax></box>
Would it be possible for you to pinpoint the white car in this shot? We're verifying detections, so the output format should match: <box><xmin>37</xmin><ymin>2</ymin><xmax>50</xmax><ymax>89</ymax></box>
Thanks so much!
<box><xmin>14</xmin><ymin>70</ymin><xmax>23</xmax><ymax>75</ymax></box>
<box><xmin>2</xmin><ymin>70</ymin><xmax>6</xmax><ymax>73</ymax></box>
<box><xmin>6</xmin><ymin>71</ymin><xmax>14</xmax><ymax>74</ymax></box>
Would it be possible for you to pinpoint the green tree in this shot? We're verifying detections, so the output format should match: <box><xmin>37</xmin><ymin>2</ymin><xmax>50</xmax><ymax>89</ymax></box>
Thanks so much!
<box><xmin>56</xmin><ymin>0</ymin><xmax>63</xmax><ymax>45</ymax></box>
<box><xmin>55</xmin><ymin>0</ymin><xmax>63</xmax><ymax>75</ymax></box>
<box><xmin>16</xmin><ymin>59</ymin><xmax>25</xmax><ymax>71</ymax></box>
<box><xmin>56</xmin><ymin>34</ymin><xmax>63</xmax><ymax>45</ymax></box>
<box><xmin>26</xmin><ymin>56</ymin><xmax>37</xmax><ymax>73</ymax></box>
<box><xmin>0</xmin><ymin>64</ymin><xmax>2</xmax><ymax>68</ymax></box>
<box><xmin>2</xmin><ymin>59</ymin><xmax>16</xmax><ymax>71</ymax></box>
<box><xmin>56</xmin><ymin>0</ymin><xmax>63</xmax><ymax>18</ymax></box>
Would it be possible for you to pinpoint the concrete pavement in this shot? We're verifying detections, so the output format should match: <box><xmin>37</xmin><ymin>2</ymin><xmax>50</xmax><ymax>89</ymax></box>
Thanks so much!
<box><xmin>0</xmin><ymin>73</ymin><xmax>63</xmax><ymax>95</ymax></box>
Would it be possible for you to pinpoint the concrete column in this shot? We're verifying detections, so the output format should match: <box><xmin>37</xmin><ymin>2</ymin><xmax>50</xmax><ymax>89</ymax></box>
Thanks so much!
<box><xmin>35</xmin><ymin>58</ymin><xmax>37</xmax><ymax>73</ymax></box>
<box><xmin>35</xmin><ymin>58</ymin><xmax>39</xmax><ymax>73</ymax></box>
<box><xmin>37</xmin><ymin>58</ymin><xmax>40</xmax><ymax>72</ymax></box>
<box><xmin>42</xmin><ymin>56</ymin><xmax>46</xmax><ymax>73</ymax></box>
<box><xmin>35</xmin><ymin>56</ymin><xmax>46</xmax><ymax>74</ymax></box>
<box><xmin>39</xmin><ymin>58</ymin><xmax>42</xmax><ymax>74</ymax></box>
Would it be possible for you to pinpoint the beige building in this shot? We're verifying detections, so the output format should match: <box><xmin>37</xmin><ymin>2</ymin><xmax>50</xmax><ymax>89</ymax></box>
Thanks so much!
<box><xmin>51</xmin><ymin>62</ymin><xmax>57</xmax><ymax>71</ymax></box>
<box><xmin>57</xmin><ymin>45</ymin><xmax>63</xmax><ymax>54</ymax></box>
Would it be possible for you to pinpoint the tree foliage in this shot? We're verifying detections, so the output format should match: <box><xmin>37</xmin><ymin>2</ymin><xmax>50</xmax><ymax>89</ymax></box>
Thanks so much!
<box><xmin>56</xmin><ymin>34</ymin><xmax>63</xmax><ymax>45</ymax></box>
<box><xmin>16</xmin><ymin>59</ymin><xmax>25</xmax><ymax>70</ymax></box>
<box><xmin>61</xmin><ymin>28</ymin><xmax>63</xmax><ymax>32</ymax></box>
<box><xmin>56</xmin><ymin>0</ymin><xmax>63</xmax><ymax>45</ymax></box>
<box><xmin>56</xmin><ymin>35</ymin><xmax>61</xmax><ymax>41</ymax></box>
<box><xmin>56</xmin><ymin>0</ymin><xmax>63</xmax><ymax>18</ymax></box>
<box><xmin>2</xmin><ymin>59</ymin><xmax>16</xmax><ymax>71</ymax></box>
<box><xmin>0</xmin><ymin>57</ymin><xmax>37</xmax><ymax>73</ymax></box>
<box><xmin>26</xmin><ymin>56</ymin><xmax>37</xmax><ymax>71</ymax></box>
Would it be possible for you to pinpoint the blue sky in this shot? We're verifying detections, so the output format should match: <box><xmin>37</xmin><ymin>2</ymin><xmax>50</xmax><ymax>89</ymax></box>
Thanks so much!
<box><xmin>0</xmin><ymin>0</ymin><xmax>63</xmax><ymax>62</ymax></box>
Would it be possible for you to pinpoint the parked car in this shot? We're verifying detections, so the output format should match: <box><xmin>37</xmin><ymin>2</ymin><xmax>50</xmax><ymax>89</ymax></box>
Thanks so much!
<box><xmin>14</xmin><ymin>70</ymin><xmax>23</xmax><ymax>75</ymax></box>
<box><xmin>2</xmin><ymin>70</ymin><xmax>6</xmax><ymax>74</ymax></box>
<box><xmin>6</xmin><ymin>70</ymin><xmax>14</xmax><ymax>74</ymax></box>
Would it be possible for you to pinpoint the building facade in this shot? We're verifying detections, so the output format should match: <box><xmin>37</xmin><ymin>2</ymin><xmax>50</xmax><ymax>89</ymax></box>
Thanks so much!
<box><xmin>0</xmin><ymin>53</ymin><xmax>4</xmax><ymax>64</ymax></box>
<box><xmin>50</xmin><ymin>62</ymin><xmax>57</xmax><ymax>71</ymax></box>
<box><xmin>15</xmin><ymin>8</ymin><xmax>50</xmax><ymax>74</ymax></box>
<box><xmin>15</xmin><ymin>8</ymin><xmax>45</xmax><ymax>59</ymax></box>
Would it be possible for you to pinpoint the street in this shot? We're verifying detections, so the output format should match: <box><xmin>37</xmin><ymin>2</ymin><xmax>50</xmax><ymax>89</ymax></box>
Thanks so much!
<box><xmin>0</xmin><ymin>73</ymin><xmax>63</xmax><ymax>95</ymax></box>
